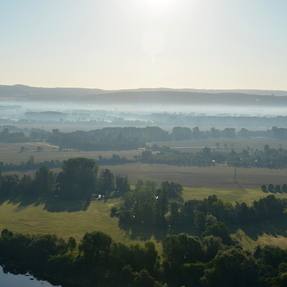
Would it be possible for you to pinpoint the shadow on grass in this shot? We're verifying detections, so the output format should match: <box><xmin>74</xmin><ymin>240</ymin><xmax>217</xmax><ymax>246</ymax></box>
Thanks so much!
<box><xmin>44</xmin><ymin>198</ymin><xmax>90</xmax><ymax>212</ymax></box>
<box><xmin>0</xmin><ymin>195</ymin><xmax>90</xmax><ymax>212</ymax></box>
<box><xmin>117</xmin><ymin>216</ymin><xmax>287</xmax><ymax>242</ymax></box>
<box><xmin>240</xmin><ymin>218</ymin><xmax>287</xmax><ymax>240</ymax></box>
<box><xmin>118</xmin><ymin>221</ymin><xmax>168</xmax><ymax>241</ymax></box>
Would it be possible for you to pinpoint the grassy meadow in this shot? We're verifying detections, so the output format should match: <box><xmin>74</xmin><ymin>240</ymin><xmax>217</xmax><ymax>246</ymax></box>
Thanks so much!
<box><xmin>0</xmin><ymin>186</ymin><xmax>285</xmax><ymax>248</ymax></box>
<box><xmin>0</xmin><ymin>199</ymin><xmax>133</xmax><ymax>243</ymax></box>
<box><xmin>182</xmin><ymin>187</ymin><xmax>287</xmax><ymax>204</ymax></box>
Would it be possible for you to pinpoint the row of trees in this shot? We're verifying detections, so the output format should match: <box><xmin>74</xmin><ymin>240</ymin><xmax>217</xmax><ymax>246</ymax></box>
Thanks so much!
<box><xmin>1</xmin><ymin>228</ymin><xmax>287</xmax><ymax>287</ymax></box>
<box><xmin>0</xmin><ymin>157</ymin><xmax>62</xmax><ymax>172</ymax></box>
<box><xmin>47</xmin><ymin>126</ymin><xmax>287</xmax><ymax>150</ymax></box>
<box><xmin>3</xmin><ymin>125</ymin><xmax>287</xmax><ymax>149</ymax></box>
<box><xmin>170</xmin><ymin>126</ymin><xmax>287</xmax><ymax>140</ymax></box>
<box><xmin>48</xmin><ymin>127</ymin><xmax>169</xmax><ymax>150</ymax></box>
<box><xmin>141</xmin><ymin>145</ymin><xmax>287</xmax><ymax>168</ymax></box>
<box><xmin>0</xmin><ymin>154</ymin><xmax>131</xmax><ymax>173</ymax></box>
<box><xmin>262</xmin><ymin>184</ymin><xmax>287</xmax><ymax>193</ymax></box>
<box><xmin>2</xmin><ymin>143</ymin><xmax>287</xmax><ymax>175</ymax></box>
<box><xmin>0</xmin><ymin>158</ymin><xmax>129</xmax><ymax>202</ymax></box>
<box><xmin>0</xmin><ymin>128</ymin><xmax>28</xmax><ymax>143</ymax></box>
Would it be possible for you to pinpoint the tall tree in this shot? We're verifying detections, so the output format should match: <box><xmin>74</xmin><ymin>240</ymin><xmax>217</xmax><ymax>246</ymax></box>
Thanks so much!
<box><xmin>56</xmin><ymin>158</ymin><xmax>98</xmax><ymax>200</ymax></box>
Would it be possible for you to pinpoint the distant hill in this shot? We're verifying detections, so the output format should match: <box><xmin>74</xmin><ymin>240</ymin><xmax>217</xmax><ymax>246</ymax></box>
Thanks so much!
<box><xmin>1</xmin><ymin>84</ymin><xmax>287</xmax><ymax>106</ymax></box>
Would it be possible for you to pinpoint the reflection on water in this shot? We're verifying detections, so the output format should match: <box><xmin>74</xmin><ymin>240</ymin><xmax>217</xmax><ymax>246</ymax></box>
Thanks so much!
<box><xmin>0</xmin><ymin>267</ymin><xmax>59</xmax><ymax>287</ymax></box>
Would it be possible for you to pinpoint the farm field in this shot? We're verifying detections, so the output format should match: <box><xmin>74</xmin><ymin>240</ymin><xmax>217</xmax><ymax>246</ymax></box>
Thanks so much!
<box><xmin>153</xmin><ymin>137</ymin><xmax>287</xmax><ymax>152</ymax></box>
<box><xmin>1</xmin><ymin>143</ymin><xmax>286</xmax><ymax>190</ymax></box>
<box><xmin>104</xmin><ymin>163</ymin><xmax>287</xmax><ymax>189</ymax></box>
<box><xmin>182</xmin><ymin>187</ymin><xmax>287</xmax><ymax>204</ymax></box>
<box><xmin>0</xmin><ymin>142</ymin><xmax>140</xmax><ymax>163</ymax></box>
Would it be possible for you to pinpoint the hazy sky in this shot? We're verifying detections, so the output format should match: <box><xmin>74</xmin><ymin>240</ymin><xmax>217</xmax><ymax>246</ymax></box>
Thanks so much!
<box><xmin>1</xmin><ymin>0</ymin><xmax>287</xmax><ymax>89</ymax></box>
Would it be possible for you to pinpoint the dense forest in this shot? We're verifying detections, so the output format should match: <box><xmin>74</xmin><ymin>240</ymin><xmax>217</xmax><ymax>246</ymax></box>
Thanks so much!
<box><xmin>2</xmin><ymin>219</ymin><xmax>287</xmax><ymax>286</ymax></box>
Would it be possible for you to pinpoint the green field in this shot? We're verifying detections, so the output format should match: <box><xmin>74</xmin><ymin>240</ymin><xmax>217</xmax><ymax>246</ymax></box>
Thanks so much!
<box><xmin>0</xmin><ymin>187</ymin><xmax>285</xmax><ymax>245</ymax></box>
<box><xmin>183</xmin><ymin>187</ymin><xmax>287</xmax><ymax>204</ymax></box>
<box><xmin>0</xmin><ymin>199</ymin><xmax>132</xmax><ymax>243</ymax></box>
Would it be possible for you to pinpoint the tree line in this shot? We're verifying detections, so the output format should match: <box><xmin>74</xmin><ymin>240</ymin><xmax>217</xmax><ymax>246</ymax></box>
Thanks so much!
<box><xmin>2</xmin><ymin>143</ymin><xmax>287</xmax><ymax>174</ymax></box>
<box><xmin>0</xmin><ymin>157</ymin><xmax>62</xmax><ymax>172</ymax></box>
<box><xmin>1</xmin><ymin>228</ymin><xmax>287</xmax><ymax>286</ymax></box>
<box><xmin>261</xmin><ymin>184</ymin><xmax>287</xmax><ymax>193</ymax></box>
<box><xmin>2</xmin><ymin>125</ymin><xmax>287</xmax><ymax>149</ymax></box>
<box><xmin>0</xmin><ymin>154</ymin><xmax>131</xmax><ymax>173</ymax></box>
<box><xmin>45</xmin><ymin>126</ymin><xmax>287</xmax><ymax>150</ymax></box>
<box><xmin>0</xmin><ymin>158</ymin><xmax>129</xmax><ymax>205</ymax></box>
<box><xmin>141</xmin><ymin>145</ymin><xmax>287</xmax><ymax>168</ymax></box>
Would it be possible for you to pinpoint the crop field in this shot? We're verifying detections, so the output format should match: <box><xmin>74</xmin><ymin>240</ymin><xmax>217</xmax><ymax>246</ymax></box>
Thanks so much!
<box><xmin>1</xmin><ymin>143</ymin><xmax>286</xmax><ymax>190</ymax></box>
<box><xmin>152</xmin><ymin>137</ymin><xmax>287</xmax><ymax>152</ymax></box>
<box><xmin>0</xmin><ymin>143</ymin><xmax>140</xmax><ymax>164</ymax></box>
<box><xmin>104</xmin><ymin>163</ymin><xmax>287</xmax><ymax>189</ymax></box>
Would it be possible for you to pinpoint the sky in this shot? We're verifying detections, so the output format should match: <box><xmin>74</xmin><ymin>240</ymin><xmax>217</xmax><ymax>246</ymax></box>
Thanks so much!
<box><xmin>0</xmin><ymin>0</ymin><xmax>287</xmax><ymax>90</ymax></box>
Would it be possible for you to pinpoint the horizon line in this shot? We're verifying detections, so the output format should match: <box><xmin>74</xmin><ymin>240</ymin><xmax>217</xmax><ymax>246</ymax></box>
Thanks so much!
<box><xmin>1</xmin><ymin>83</ymin><xmax>287</xmax><ymax>93</ymax></box>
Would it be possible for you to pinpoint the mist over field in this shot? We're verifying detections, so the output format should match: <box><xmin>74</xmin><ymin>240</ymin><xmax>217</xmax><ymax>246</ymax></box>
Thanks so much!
<box><xmin>1</xmin><ymin>85</ymin><xmax>287</xmax><ymax>131</ymax></box>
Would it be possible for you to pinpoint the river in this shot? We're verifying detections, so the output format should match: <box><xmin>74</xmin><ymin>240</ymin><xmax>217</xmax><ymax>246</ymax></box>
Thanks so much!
<box><xmin>0</xmin><ymin>266</ymin><xmax>60</xmax><ymax>287</ymax></box>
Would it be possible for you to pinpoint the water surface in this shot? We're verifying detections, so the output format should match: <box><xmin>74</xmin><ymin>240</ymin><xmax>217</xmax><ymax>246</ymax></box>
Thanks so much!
<box><xmin>0</xmin><ymin>267</ymin><xmax>60</xmax><ymax>287</ymax></box>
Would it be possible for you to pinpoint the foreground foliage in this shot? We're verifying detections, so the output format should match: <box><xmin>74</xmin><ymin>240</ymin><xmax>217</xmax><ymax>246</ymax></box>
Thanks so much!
<box><xmin>1</xmin><ymin>229</ymin><xmax>287</xmax><ymax>287</ymax></box>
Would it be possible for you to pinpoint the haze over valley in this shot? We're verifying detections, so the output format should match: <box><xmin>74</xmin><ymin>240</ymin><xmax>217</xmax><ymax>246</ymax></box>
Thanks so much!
<box><xmin>1</xmin><ymin>85</ymin><xmax>287</xmax><ymax>131</ymax></box>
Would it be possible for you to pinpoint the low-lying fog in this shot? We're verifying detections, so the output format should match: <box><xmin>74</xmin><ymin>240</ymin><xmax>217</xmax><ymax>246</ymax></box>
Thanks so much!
<box><xmin>1</xmin><ymin>101</ymin><xmax>287</xmax><ymax>131</ymax></box>
<box><xmin>2</xmin><ymin>101</ymin><xmax>287</xmax><ymax>116</ymax></box>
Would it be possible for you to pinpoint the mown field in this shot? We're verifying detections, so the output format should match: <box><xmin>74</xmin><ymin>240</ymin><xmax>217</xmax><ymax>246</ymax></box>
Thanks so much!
<box><xmin>0</xmin><ymin>142</ymin><xmax>140</xmax><ymax>164</ymax></box>
<box><xmin>0</xmin><ymin>199</ymin><xmax>132</xmax><ymax>242</ymax></box>
<box><xmin>105</xmin><ymin>163</ymin><xmax>287</xmax><ymax>189</ymax></box>
<box><xmin>153</xmin><ymin>137</ymin><xmax>287</xmax><ymax>152</ymax></box>
<box><xmin>2</xmin><ymin>143</ymin><xmax>286</xmax><ymax>190</ymax></box>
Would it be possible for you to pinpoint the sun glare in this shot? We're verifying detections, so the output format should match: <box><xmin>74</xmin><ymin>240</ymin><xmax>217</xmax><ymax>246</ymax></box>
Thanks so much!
<box><xmin>140</xmin><ymin>0</ymin><xmax>176</xmax><ymax>16</ymax></box>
